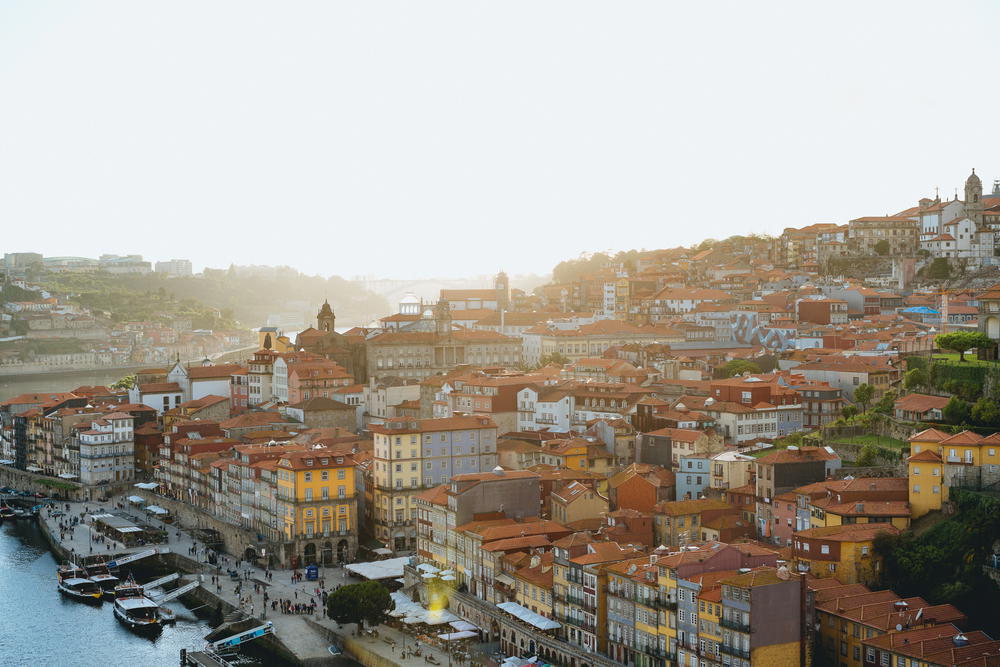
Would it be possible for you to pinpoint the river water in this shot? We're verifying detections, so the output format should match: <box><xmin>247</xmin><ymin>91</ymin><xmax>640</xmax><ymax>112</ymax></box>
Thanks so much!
<box><xmin>0</xmin><ymin>518</ymin><xmax>268</xmax><ymax>667</ymax></box>
<box><xmin>0</xmin><ymin>368</ymin><xmax>141</xmax><ymax>397</ymax></box>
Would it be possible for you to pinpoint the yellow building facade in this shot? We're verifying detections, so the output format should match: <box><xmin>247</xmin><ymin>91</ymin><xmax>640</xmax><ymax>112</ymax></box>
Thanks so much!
<box><xmin>276</xmin><ymin>448</ymin><xmax>357</xmax><ymax>565</ymax></box>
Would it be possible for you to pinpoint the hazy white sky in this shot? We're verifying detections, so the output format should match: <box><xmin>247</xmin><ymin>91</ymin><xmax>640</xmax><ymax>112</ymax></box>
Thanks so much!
<box><xmin>1</xmin><ymin>1</ymin><xmax>998</xmax><ymax>279</ymax></box>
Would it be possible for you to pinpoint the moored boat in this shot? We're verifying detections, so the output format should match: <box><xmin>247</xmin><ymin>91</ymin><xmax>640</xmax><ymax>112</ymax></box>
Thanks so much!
<box><xmin>82</xmin><ymin>558</ymin><xmax>120</xmax><ymax>595</ymax></box>
<box><xmin>112</xmin><ymin>577</ymin><xmax>161</xmax><ymax>634</ymax></box>
<box><xmin>57</xmin><ymin>562</ymin><xmax>86</xmax><ymax>582</ymax></box>
<box><xmin>57</xmin><ymin>576</ymin><xmax>104</xmax><ymax>603</ymax></box>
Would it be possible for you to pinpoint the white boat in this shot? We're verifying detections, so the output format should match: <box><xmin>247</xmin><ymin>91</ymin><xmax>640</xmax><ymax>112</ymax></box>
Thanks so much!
<box><xmin>112</xmin><ymin>578</ymin><xmax>161</xmax><ymax>633</ymax></box>
<box><xmin>58</xmin><ymin>577</ymin><xmax>103</xmax><ymax>603</ymax></box>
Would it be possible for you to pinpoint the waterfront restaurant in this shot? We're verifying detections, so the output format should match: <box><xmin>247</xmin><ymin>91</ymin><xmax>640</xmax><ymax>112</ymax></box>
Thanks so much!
<box><xmin>89</xmin><ymin>513</ymin><xmax>163</xmax><ymax>547</ymax></box>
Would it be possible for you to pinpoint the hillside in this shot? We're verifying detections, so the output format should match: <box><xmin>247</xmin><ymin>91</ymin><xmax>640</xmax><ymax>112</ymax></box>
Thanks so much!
<box><xmin>39</xmin><ymin>268</ymin><xmax>389</xmax><ymax>329</ymax></box>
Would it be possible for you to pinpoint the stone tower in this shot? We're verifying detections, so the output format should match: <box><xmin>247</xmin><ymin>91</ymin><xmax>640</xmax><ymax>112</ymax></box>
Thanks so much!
<box><xmin>317</xmin><ymin>300</ymin><xmax>335</xmax><ymax>333</ymax></box>
<box><xmin>965</xmin><ymin>168</ymin><xmax>983</xmax><ymax>224</ymax></box>
<box><xmin>495</xmin><ymin>271</ymin><xmax>510</xmax><ymax>312</ymax></box>
<box><xmin>434</xmin><ymin>299</ymin><xmax>452</xmax><ymax>339</ymax></box>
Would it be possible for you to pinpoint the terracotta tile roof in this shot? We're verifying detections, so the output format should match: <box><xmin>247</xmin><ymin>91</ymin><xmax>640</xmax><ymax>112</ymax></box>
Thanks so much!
<box><xmin>551</xmin><ymin>532</ymin><xmax>597</xmax><ymax>549</ymax></box>
<box><xmin>187</xmin><ymin>363</ymin><xmax>245</xmax><ymax>379</ymax></box>
<box><xmin>720</xmin><ymin>566</ymin><xmax>795</xmax><ymax>588</ymax></box>
<box><xmin>939</xmin><ymin>430</ymin><xmax>984</xmax><ymax>446</ymax></box>
<box><xmin>277</xmin><ymin>448</ymin><xmax>354</xmax><ymax>470</ymax></box>
<box><xmin>894</xmin><ymin>393</ymin><xmax>950</xmax><ymax>413</ymax></box>
<box><xmin>643</xmin><ymin>426</ymin><xmax>705</xmax><ymax>442</ymax></box>
<box><xmin>907</xmin><ymin>449</ymin><xmax>943</xmax><ymax>463</ymax></box>
<box><xmin>413</xmin><ymin>483</ymin><xmax>450</xmax><ymax>506</ymax></box>
<box><xmin>220</xmin><ymin>411</ymin><xmax>285</xmax><ymax>429</ymax></box>
<box><xmin>368</xmin><ymin>415</ymin><xmax>496</xmax><ymax>435</ymax></box>
<box><xmin>287</xmin><ymin>396</ymin><xmax>356</xmax><ymax>411</ymax></box>
<box><xmin>484</xmin><ymin>535</ymin><xmax>551</xmax><ymax>552</ymax></box>
<box><xmin>572</xmin><ymin>542</ymin><xmax>643</xmax><ymax>565</ymax></box>
<box><xmin>908</xmin><ymin>427</ymin><xmax>952</xmax><ymax>443</ymax></box>
<box><xmin>653</xmin><ymin>498</ymin><xmax>731</xmax><ymax>516</ymax></box>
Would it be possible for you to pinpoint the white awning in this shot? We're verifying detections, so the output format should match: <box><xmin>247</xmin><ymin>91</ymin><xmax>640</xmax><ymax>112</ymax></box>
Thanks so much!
<box><xmin>133</xmin><ymin>482</ymin><xmax>158</xmax><ymax>490</ymax></box>
<box><xmin>496</xmin><ymin>601</ymin><xmax>560</xmax><ymax>631</ymax></box>
<box><xmin>114</xmin><ymin>526</ymin><xmax>142</xmax><ymax>533</ymax></box>
<box><xmin>144</xmin><ymin>505</ymin><xmax>168</xmax><ymax>515</ymax></box>
<box><xmin>127</xmin><ymin>495</ymin><xmax>145</xmax><ymax>503</ymax></box>
<box><xmin>58</xmin><ymin>473</ymin><xmax>78</xmax><ymax>479</ymax></box>
<box><xmin>389</xmin><ymin>591</ymin><xmax>459</xmax><ymax>625</ymax></box>
<box><xmin>495</xmin><ymin>573</ymin><xmax>515</xmax><ymax>586</ymax></box>
<box><xmin>345</xmin><ymin>557</ymin><xmax>410</xmax><ymax>580</ymax></box>
<box><xmin>450</xmin><ymin>620</ymin><xmax>478</xmax><ymax>632</ymax></box>
<box><xmin>0</xmin><ymin>459</ymin><xmax>15</xmax><ymax>465</ymax></box>
<box><xmin>25</xmin><ymin>465</ymin><xmax>42</xmax><ymax>472</ymax></box>
<box><xmin>438</xmin><ymin>631</ymin><xmax>477</xmax><ymax>641</ymax></box>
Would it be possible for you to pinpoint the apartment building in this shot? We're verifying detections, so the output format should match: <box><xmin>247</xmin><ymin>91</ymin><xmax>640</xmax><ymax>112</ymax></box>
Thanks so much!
<box><xmin>715</xmin><ymin>566</ymin><xmax>804</xmax><ymax>666</ymax></box>
<box><xmin>275</xmin><ymin>448</ymin><xmax>357</xmax><ymax>566</ymax></box>
<box><xmin>76</xmin><ymin>412</ymin><xmax>135</xmax><ymax>485</ymax></box>
<box><xmin>370</xmin><ymin>415</ymin><xmax>499</xmax><ymax>552</ymax></box>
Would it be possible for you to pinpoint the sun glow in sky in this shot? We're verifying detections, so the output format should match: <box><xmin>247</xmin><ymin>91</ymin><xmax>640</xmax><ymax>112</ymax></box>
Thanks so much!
<box><xmin>1</xmin><ymin>1</ymin><xmax>998</xmax><ymax>279</ymax></box>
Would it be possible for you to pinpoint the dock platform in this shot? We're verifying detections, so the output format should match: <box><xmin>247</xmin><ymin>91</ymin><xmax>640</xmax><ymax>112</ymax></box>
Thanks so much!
<box><xmin>181</xmin><ymin>649</ymin><xmax>231</xmax><ymax>667</ymax></box>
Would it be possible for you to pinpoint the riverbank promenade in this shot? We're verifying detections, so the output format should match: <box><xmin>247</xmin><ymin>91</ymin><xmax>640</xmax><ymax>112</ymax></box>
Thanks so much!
<box><xmin>40</xmin><ymin>499</ymin><xmax>467</xmax><ymax>667</ymax></box>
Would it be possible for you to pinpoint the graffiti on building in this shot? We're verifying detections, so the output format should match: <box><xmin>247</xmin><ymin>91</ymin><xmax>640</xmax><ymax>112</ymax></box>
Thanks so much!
<box><xmin>732</xmin><ymin>312</ymin><xmax>795</xmax><ymax>352</ymax></box>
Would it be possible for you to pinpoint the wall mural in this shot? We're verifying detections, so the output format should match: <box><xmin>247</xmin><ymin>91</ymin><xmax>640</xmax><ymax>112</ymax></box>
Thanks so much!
<box><xmin>731</xmin><ymin>312</ymin><xmax>796</xmax><ymax>352</ymax></box>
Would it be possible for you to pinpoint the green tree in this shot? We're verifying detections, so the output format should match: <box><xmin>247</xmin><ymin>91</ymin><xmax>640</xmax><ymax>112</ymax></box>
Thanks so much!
<box><xmin>941</xmin><ymin>380</ymin><xmax>980</xmax><ymax>403</ymax></box>
<box><xmin>872</xmin><ymin>389</ymin><xmax>897</xmax><ymax>415</ymax></box>
<box><xmin>925</xmin><ymin>257</ymin><xmax>952</xmax><ymax>280</ymax></box>
<box><xmin>721</xmin><ymin>359</ymin><xmax>762</xmax><ymax>377</ymax></box>
<box><xmin>853</xmin><ymin>383</ymin><xmax>875</xmax><ymax>412</ymax></box>
<box><xmin>538</xmin><ymin>352</ymin><xmax>570</xmax><ymax>367</ymax></box>
<box><xmin>109</xmin><ymin>374</ymin><xmax>136</xmax><ymax>391</ymax></box>
<box><xmin>943</xmin><ymin>396</ymin><xmax>970</xmax><ymax>424</ymax></box>
<box><xmin>971</xmin><ymin>397</ymin><xmax>1000</xmax><ymax>426</ymax></box>
<box><xmin>873</xmin><ymin>239</ymin><xmax>890</xmax><ymax>256</ymax></box>
<box><xmin>326</xmin><ymin>581</ymin><xmax>394</xmax><ymax>632</ymax></box>
<box><xmin>904</xmin><ymin>367</ymin><xmax>928</xmax><ymax>391</ymax></box>
<box><xmin>856</xmin><ymin>443</ymin><xmax>882</xmax><ymax>466</ymax></box>
<box><xmin>936</xmin><ymin>331</ymin><xmax>994</xmax><ymax>362</ymax></box>
<box><xmin>841</xmin><ymin>405</ymin><xmax>859</xmax><ymax>420</ymax></box>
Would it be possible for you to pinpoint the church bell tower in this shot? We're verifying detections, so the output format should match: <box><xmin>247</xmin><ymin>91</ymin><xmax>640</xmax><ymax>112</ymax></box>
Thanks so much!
<box><xmin>317</xmin><ymin>300</ymin><xmax>335</xmax><ymax>333</ymax></box>
<box><xmin>434</xmin><ymin>299</ymin><xmax>452</xmax><ymax>339</ymax></box>
<box><xmin>495</xmin><ymin>271</ymin><xmax>510</xmax><ymax>312</ymax></box>
<box><xmin>965</xmin><ymin>168</ymin><xmax>983</xmax><ymax>225</ymax></box>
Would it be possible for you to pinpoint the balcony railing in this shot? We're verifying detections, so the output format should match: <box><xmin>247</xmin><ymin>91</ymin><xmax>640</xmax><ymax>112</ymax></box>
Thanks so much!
<box><xmin>639</xmin><ymin>645</ymin><xmax>672</xmax><ymax>659</ymax></box>
<box><xmin>720</xmin><ymin>644</ymin><xmax>751</xmax><ymax>659</ymax></box>
<box><xmin>566</xmin><ymin>594</ymin><xmax>585</xmax><ymax>606</ymax></box>
<box><xmin>556</xmin><ymin>614</ymin><xmax>596</xmax><ymax>633</ymax></box>
<box><xmin>720</xmin><ymin>617</ymin><xmax>751</xmax><ymax>633</ymax></box>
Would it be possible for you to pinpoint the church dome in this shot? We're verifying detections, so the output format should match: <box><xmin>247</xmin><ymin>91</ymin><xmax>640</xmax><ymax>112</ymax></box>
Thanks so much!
<box><xmin>967</xmin><ymin>168</ymin><xmax>981</xmax><ymax>187</ymax></box>
<box><xmin>400</xmin><ymin>292</ymin><xmax>420</xmax><ymax>304</ymax></box>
